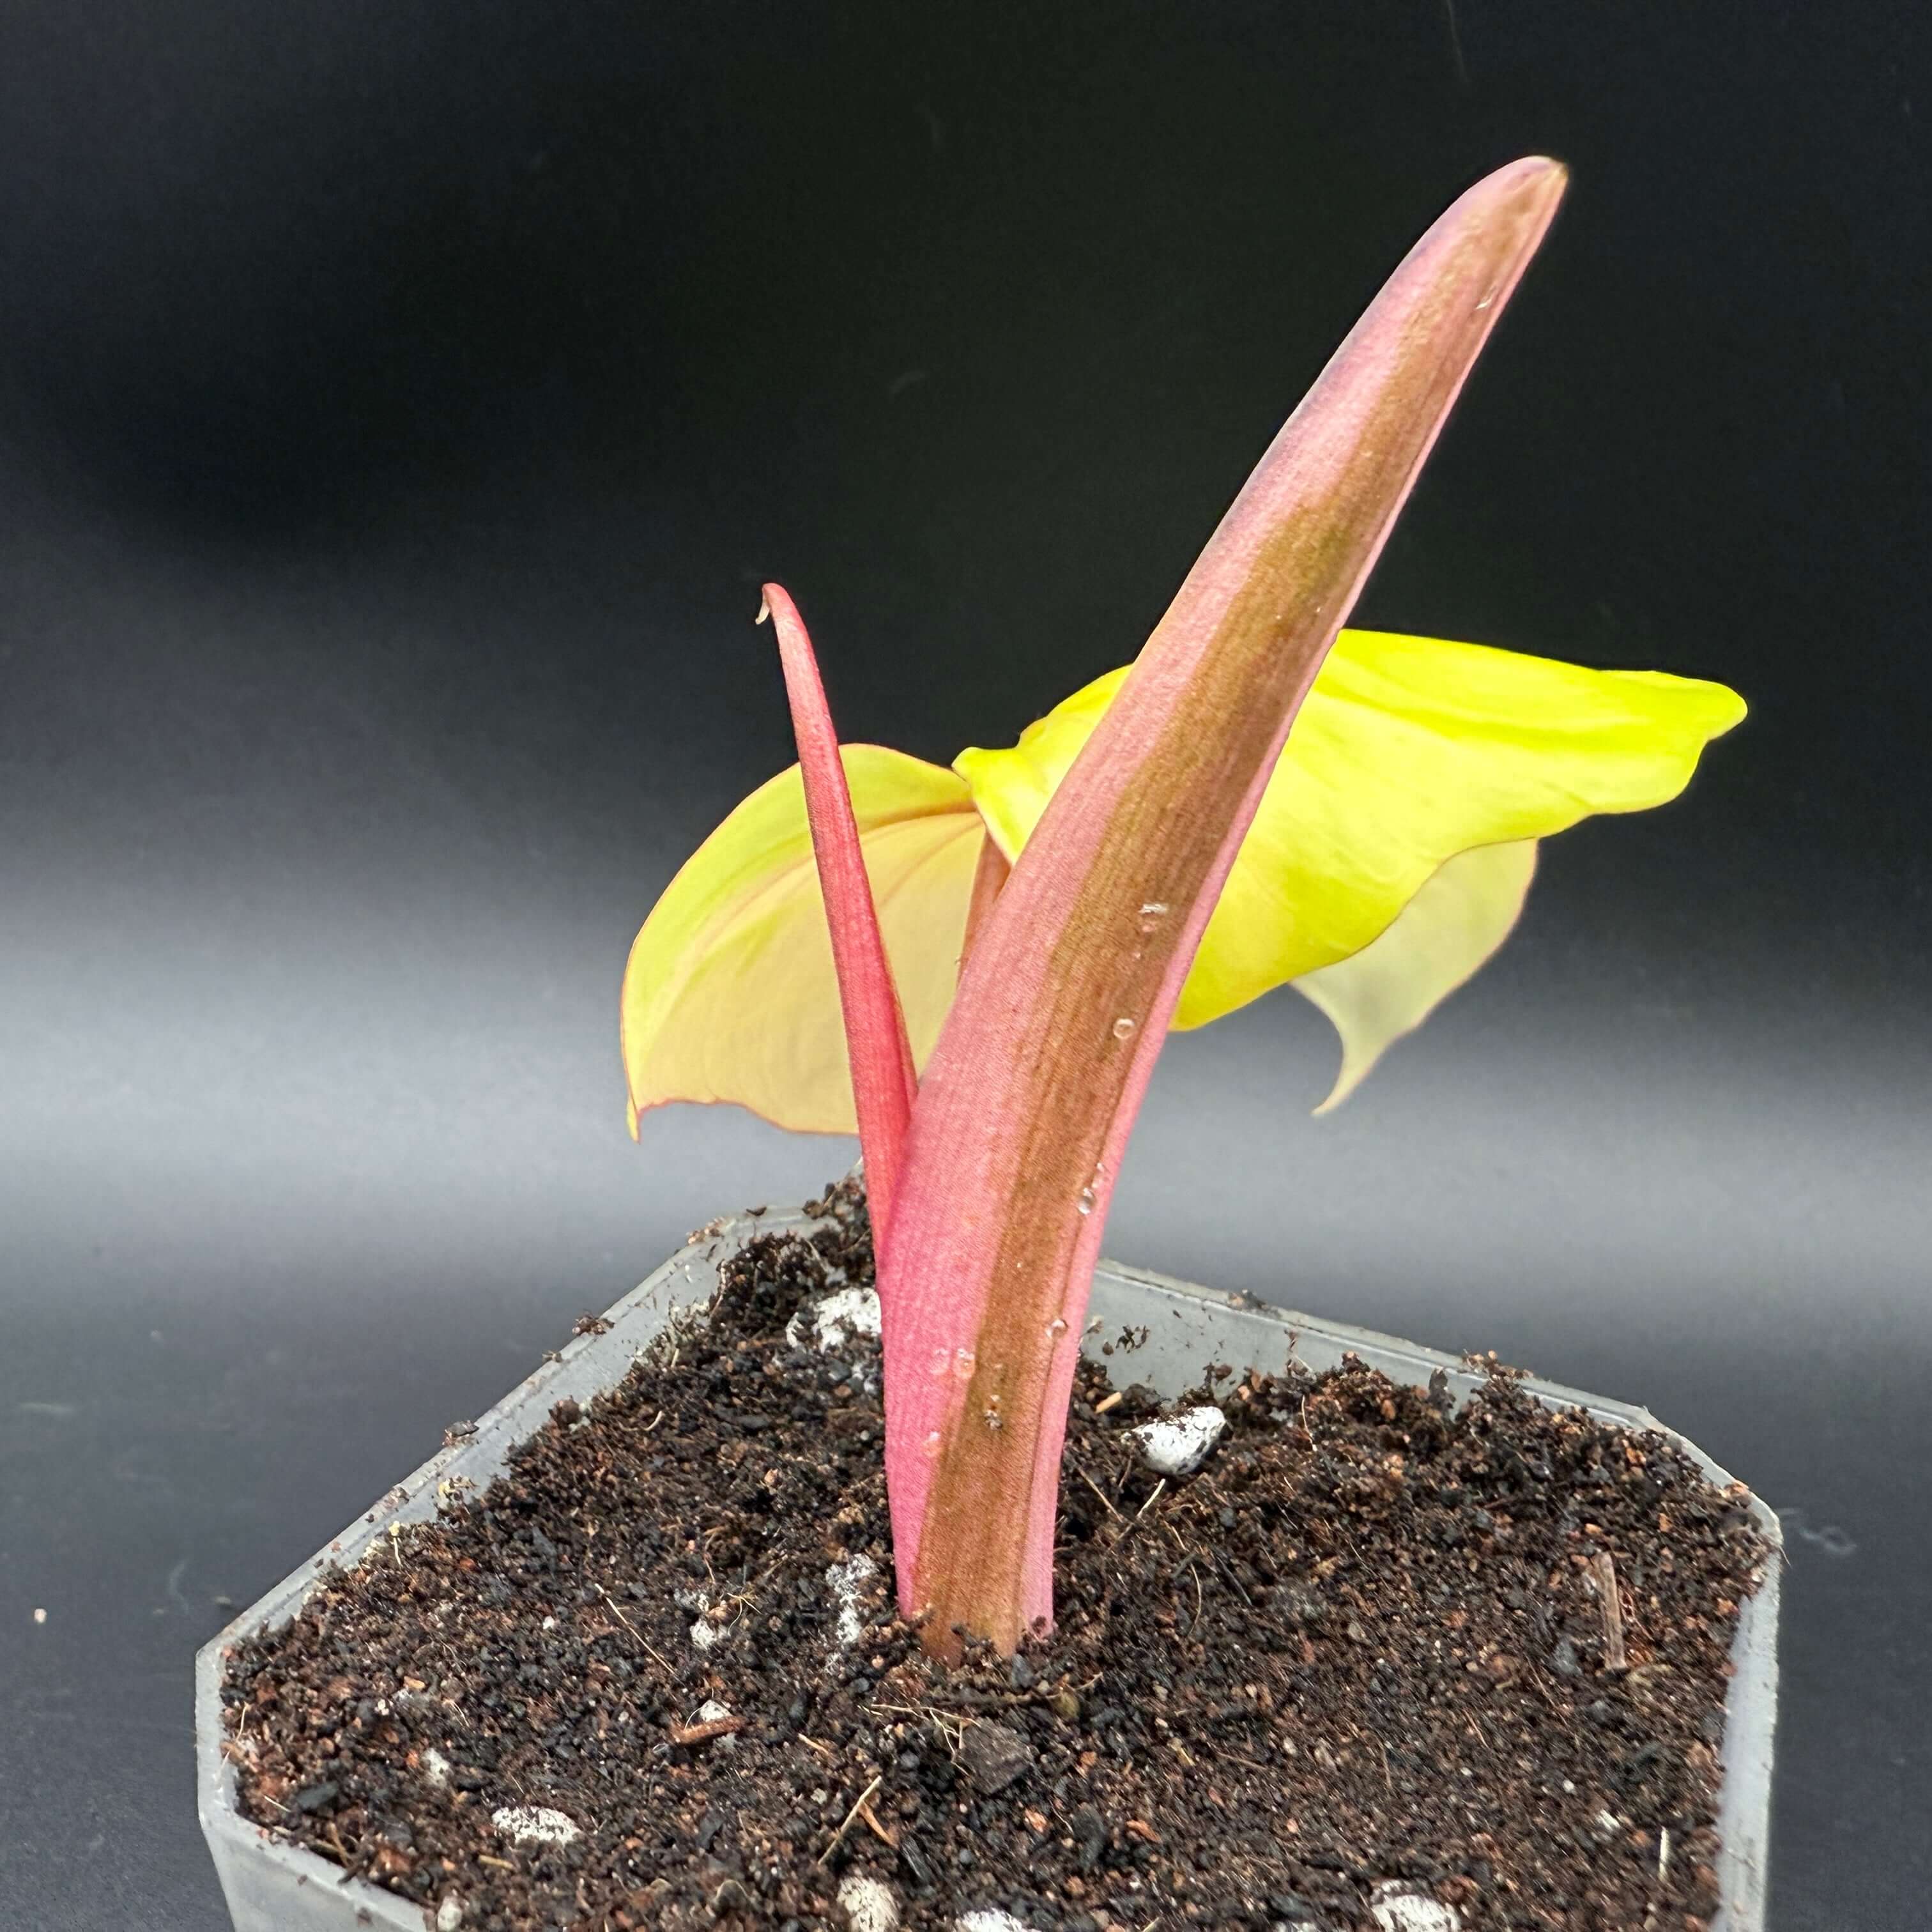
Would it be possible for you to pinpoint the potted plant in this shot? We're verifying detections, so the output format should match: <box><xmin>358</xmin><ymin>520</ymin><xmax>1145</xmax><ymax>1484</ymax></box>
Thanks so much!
<box><xmin>197</xmin><ymin>158</ymin><xmax>1778</xmax><ymax>1932</ymax></box>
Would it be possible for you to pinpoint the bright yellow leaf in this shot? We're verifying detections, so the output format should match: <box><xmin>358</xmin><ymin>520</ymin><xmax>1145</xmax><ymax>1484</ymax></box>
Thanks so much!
<box><xmin>626</xmin><ymin>631</ymin><xmax>1744</xmax><ymax>1130</ymax></box>
<box><xmin>957</xmin><ymin>629</ymin><xmax>1745</xmax><ymax>1036</ymax></box>
<box><xmin>954</xmin><ymin>665</ymin><xmax>1128</xmax><ymax>869</ymax></box>
<box><xmin>621</xmin><ymin>747</ymin><xmax>981</xmax><ymax>1136</ymax></box>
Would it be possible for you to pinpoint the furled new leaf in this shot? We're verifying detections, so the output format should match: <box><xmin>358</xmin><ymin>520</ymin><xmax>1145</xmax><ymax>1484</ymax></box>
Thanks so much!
<box><xmin>877</xmin><ymin>158</ymin><xmax>1570</xmax><ymax>1655</ymax></box>
<box><xmin>760</xmin><ymin>585</ymin><xmax>920</xmax><ymax>1233</ymax></box>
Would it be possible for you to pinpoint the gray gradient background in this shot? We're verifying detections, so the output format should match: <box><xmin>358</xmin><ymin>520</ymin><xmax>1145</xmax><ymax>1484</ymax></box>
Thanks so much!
<box><xmin>1</xmin><ymin>4</ymin><xmax>1927</xmax><ymax>1927</ymax></box>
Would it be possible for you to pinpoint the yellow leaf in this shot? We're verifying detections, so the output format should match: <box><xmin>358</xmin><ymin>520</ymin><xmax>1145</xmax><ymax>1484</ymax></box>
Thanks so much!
<box><xmin>954</xmin><ymin>666</ymin><xmax>1128</xmax><ymax>868</ymax></box>
<box><xmin>956</xmin><ymin>628</ymin><xmax>1745</xmax><ymax>1042</ymax></box>
<box><xmin>631</xmin><ymin>631</ymin><xmax>1744</xmax><ymax>1130</ymax></box>
<box><xmin>1293</xmin><ymin>838</ymin><xmax>1538</xmax><ymax>1113</ymax></box>
<box><xmin>621</xmin><ymin>747</ymin><xmax>981</xmax><ymax>1136</ymax></box>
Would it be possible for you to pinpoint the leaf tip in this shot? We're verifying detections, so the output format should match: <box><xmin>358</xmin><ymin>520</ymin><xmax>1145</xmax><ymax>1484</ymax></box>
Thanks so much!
<box><xmin>1308</xmin><ymin>1089</ymin><xmax>1350</xmax><ymax>1120</ymax></box>
<box><xmin>1482</xmin><ymin>154</ymin><xmax>1569</xmax><ymax>217</ymax></box>
<box><xmin>1444</xmin><ymin>155</ymin><xmax>1568</xmax><ymax>287</ymax></box>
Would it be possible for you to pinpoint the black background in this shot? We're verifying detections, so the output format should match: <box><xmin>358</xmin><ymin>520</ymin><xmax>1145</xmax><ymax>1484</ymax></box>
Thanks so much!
<box><xmin>1</xmin><ymin>4</ymin><xmax>1927</xmax><ymax>1927</ymax></box>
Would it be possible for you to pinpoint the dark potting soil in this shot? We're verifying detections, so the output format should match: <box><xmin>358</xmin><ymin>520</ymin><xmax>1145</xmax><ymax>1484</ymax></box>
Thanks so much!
<box><xmin>222</xmin><ymin>1182</ymin><xmax>1771</xmax><ymax>1932</ymax></box>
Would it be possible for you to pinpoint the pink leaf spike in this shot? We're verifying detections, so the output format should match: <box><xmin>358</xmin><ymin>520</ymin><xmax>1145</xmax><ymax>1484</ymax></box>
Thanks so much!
<box><xmin>760</xmin><ymin>583</ymin><xmax>919</xmax><ymax>1237</ymax></box>
<box><xmin>875</xmin><ymin>158</ymin><xmax>1569</xmax><ymax>1655</ymax></box>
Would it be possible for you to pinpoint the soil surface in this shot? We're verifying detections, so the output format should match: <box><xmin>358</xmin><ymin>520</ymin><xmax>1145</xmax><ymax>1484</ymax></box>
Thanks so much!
<box><xmin>223</xmin><ymin>1182</ymin><xmax>1771</xmax><ymax>1932</ymax></box>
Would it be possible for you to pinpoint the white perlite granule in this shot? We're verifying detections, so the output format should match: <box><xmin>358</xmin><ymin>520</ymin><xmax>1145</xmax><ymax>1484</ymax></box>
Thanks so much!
<box><xmin>491</xmin><ymin>1805</ymin><xmax>582</xmax><ymax>1848</ymax></box>
<box><xmin>826</xmin><ymin>1552</ymin><xmax>878</xmax><ymax>1650</ymax></box>
<box><xmin>956</xmin><ymin>1912</ymin><xmax>1030</xmax><ymax>1932</ymax></box>
<box><xmin>677</xmin><ymin>1587</ymin><xmax>726</xmax><ymax>1651</ymax></box>
<box><xmin>786</xmin><ymin>1285</ymin><xmax>884</xmax><ymax>1353</ymax></box>
<box><xmin>836</xmin><ymin>1873</ymin><xmax>901</xmax><ymax>1932</ymax></box>
<box><xmin>1368</xmin><ymin>1883</ymin><xmax>1461</xmax><ymax>1932</ymax></box>
<box><xmin>696</xmin><ymin>1698</ymin><xmax>739</xmax><ymax>1749</ymax></box>
<box><xmin>418</xmin><ymin>1747</ymin><xmax>452</xmax><ymax>1791</ymax></box>
<box><xmin>436</xmin><ymin>1896</ymin><xmax>464</xmax><ymax>1932</ymax></box>
<box><xmin>1128</xmin><ymin>1405</ymin><xmax>1227</xmax><ymax>1476</ymax></box>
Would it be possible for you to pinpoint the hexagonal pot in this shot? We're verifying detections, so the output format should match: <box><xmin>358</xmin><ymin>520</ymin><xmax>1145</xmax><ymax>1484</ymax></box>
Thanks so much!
<box><xmin>195</xmin><ymin>1209</ymin><xmax>1779</xmax><ymax>1931</ymax></box>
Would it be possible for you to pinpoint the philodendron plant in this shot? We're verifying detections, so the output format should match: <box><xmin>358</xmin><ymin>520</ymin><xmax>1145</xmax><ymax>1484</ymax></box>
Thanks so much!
<box><xmin>622</xmin><ymin>160</ymin><xmax>1744</xmax><ymax>1661</ymax></box>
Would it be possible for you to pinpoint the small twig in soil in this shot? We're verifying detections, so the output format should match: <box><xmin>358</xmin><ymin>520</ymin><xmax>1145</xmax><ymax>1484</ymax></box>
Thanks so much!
<box><xmin>1524</xmin><ymin>1666</ymin><xmax>1572</xmax><ymax>1721</ymax></box>
<box><xmin>1207</xmin><ymin>1543</ymin><xmax>1253</xmax><ymax>1606</ymax></box>
<box><xmin>1092</xmin><ymin>1391</ymin><xmax>1124</xmax><ymax>1416</ymax></box>
<box><xmin>857</xmin><ymin>1792</ymin><xmax>899</xmax><ymax>1848</ymax></box>
<box><xmin>1296</xmin><ymin>1392</ymin><xmax>1320</xmax><ymax>1448</ymax></box>
<box><xmin>1593</xmin><ymin>1551</ymin><xmax>1628</xmax><ymax>1670</ymax></box>
<box><xmin>594</xmin><ymin>1584</ymin><xmax>670</xmax><ymax>1671</ymax></box>
<box><xmin>668</xmin><ymin>1714</ymin><xmax>747</xmax><ymax>1747</ymax></box>
<box><xmin>818</xmin><ymin>1775</ymin><xmax>885</xmax><ymax>1866</ymax></box>
<box><xmin>1072</xmin><ymin>1460</ymin><xmax>1123</xmax><ymax>1518</ymax></box>
<box><xmin>478</xmin><ymin>1854</ymin><xmax>517</xmax><ymax>1872</ymax></box>
<box><xmin>1105</xmin><ymin>1478</ymin><xmax>1169</xmax><ymax>1561</ymax></box>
